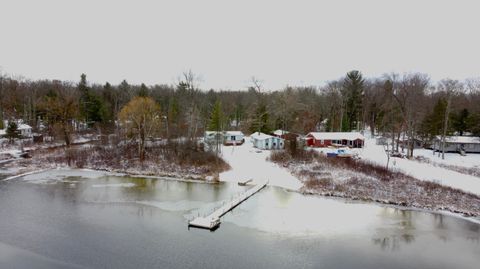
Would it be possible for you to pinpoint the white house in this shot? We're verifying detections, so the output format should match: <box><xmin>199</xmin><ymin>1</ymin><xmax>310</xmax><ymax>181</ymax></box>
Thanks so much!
<box><xmin>432</xmin><ymin>136</ymin><xmax>480</xmax><ymax>153</ymax></box>
<box><xmin>250</xmin><ymin>132</ymin><xmax>284</xmax><ymax>150</ymax></box>
<box><xmin>223</xmin><ymin>131</ymin><xmax>244</xmax><ymax>145</ymax></box>
<box><xmin>204</xmin><ymin>131</ymin><xmax>223</xmax><ymax>143</ymax></box>
<box><xmin>0</xmin><ymin>120</ymin><xmax>33</xmax><ymax>138</ymax></box>
<box><xmin>18</xmin><ymin>124</ymin><xmax>33</xmax><ymax>137</ymax></box>
<box><xmin>204</xmin><ymin>131</ymin><xmax>245</xmax><ymax>146</ymax></box>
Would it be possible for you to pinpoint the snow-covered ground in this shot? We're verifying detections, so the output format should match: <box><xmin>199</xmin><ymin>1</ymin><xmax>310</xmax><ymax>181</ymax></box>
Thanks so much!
<box><xmin>219</xmin><ymin>136</ymin><xmax>480</xmax><ymax>195</ymax></box>
<box><xmin>413</xmin><ymin>148</ymin><xmax>480</xmax><ymax>169</ymax></box>
<box><xmin>219</xmin><ymin>139</ymin><xmax>302</xmax><ymax>191</ymax></box>
<box><xmin>352</xmin><ymin>139</ymin><xmax>480</xmax><ymax>196</ymax></box>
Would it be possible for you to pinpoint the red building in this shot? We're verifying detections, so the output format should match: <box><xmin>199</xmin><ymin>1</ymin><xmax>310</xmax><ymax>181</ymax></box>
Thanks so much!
<box><xmin>305</xmin><ymin>132</ymin><xmax>365</xmax><ymax>148</ymax></box>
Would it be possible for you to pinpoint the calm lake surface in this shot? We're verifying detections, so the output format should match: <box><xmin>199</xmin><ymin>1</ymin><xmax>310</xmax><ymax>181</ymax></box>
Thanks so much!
<box><xmin>0</xmin><ymin>169</ymin><xmax>479</xmax><ymax>269</ymax></box>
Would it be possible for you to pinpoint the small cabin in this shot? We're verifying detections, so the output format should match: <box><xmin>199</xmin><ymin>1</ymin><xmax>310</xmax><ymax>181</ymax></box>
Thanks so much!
<box><xmin>18</xmin><ymin>124</ymin><xmax>33</xmax><ymax>138</ymax></box>
<box><xmin>204</xmin><ymin>131</ymin><xmax>245</xmax><ymax>146</ymax></box>
<box><xmin>305</xmin><ymin>132</ymin><xmax>365</xmax><ymax>148</ymax></box>
<box><xmin>251</xmin><ymin>132</ymin><xmax>284</xmax><ymax>150</ymax></box>
<box><xmin>0</xmin><ymin>120</ymin><xmax>33</xmax><ymax>138</ymax></box>
<box><xmin>223</xmin><ymin>131</ymin><xmax>245</xmax><ymax>145</ymax></box>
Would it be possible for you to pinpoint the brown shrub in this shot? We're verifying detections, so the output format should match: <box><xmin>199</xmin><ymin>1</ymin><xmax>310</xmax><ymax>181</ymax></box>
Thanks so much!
<box><xmin>269</xmin><ymin>148</ymin><xmax>319</xmax><ymax>164</ymax></box>
<box><xmin>305</xmin><ymin>177</ymin><xmax>333</xmax><ymax>189</ymax></box>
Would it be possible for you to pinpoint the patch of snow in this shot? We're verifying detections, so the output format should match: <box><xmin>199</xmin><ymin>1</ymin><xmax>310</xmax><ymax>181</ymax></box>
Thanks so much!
<box><xmin>219</xmin><ymin>138</ymin><xmax>302</xmax><ymax>190</ymax></box>
<box><xmin>352</xmin><ymin>138</ymin><xmax>480</xmax><ymax>195</ymax></box>
<box><xmin>15</xmin><ymin>168</ymin><xmax>109</xmax><ymax>184</ymax></box>
<box><xmin>0</xmin><ymin>149</ymin><xmax>23</xmax><ymax>158</ymax></box>
<box><xmin>414</xmin><ymin>148</ymin><xmax>480</xmax><ymax>169</ymax></box>
<box><xmin>3</xmin><ymin>169</ymin><xmax>49</xmax><ymax>181</ymax></box>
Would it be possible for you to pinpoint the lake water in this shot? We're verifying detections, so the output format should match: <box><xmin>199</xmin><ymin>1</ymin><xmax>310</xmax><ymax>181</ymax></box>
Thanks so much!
<box><xmin>0</xmin><ymin>169</ymin><xmax>479</xmax><ymax>269</ymax></box>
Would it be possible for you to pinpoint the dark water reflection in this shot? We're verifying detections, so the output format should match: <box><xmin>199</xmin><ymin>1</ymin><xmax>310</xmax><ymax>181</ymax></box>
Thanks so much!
<box><xmin>0</xmin><ymin>169</ymin><xmax>479</xmax><ymax>269</ymax></box>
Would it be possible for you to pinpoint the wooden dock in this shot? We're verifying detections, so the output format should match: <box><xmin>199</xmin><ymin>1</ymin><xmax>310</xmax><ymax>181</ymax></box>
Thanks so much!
<box><xmin>188</xmin><ymin>180</ymin><xmax>268</xmax><ymax>230</ymax></box>
<box><xmin>238</xmin><ymin>178</ymin><xmax>253</xmax><ymax>186</ymax></box>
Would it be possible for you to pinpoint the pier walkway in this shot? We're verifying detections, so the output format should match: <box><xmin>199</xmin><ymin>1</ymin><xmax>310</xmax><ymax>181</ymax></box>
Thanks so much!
<box><xmin>188</xmin><ymin>180</ymin><xmax>268</xmax><ymax>230</ymax></box>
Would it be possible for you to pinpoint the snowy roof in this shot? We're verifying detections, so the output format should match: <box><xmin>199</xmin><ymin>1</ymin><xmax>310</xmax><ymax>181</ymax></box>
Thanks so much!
<box><xmin>18</xmin><ymin>124</ymin><xmax>32</xmax><ymax>130</ymax></box>
<box><xmin>273</xmin><ymin>129</ymin><xmax>289</xmax><ymax>136</ymax></box>
<box><xmin>205</xmin><ymin>131</ymin><xmax>222</xmax><ymax>138</ymax></box>
<box><xmin>251</xmin><ymin>132</ymin><xmax>274</xmax><ymax>140</ymax></box>
<box><xmin>225</xmin><ymin>131</ymin><xmax>244</xmax><ymax>136</ymax></box>
<box><xmin>435</xmin><ymin>136</ymin><xmax>480</xmax><ymax>144</ymax></box>
<box><xmin>0</xmin><ymin>123</ymin><xmax>31</xmax><ymax>135</ymax></box>
<box><xmin>306</xmin><ymin>132</ymin><xmax>365</xmax><ymax>141</ymax></box>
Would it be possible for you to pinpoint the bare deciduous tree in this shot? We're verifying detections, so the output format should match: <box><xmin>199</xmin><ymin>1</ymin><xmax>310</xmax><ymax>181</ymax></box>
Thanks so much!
<box><xmin>437</xmin><ymin>79</ymin><xmax>463</xmax><ymax>159</ymax></box>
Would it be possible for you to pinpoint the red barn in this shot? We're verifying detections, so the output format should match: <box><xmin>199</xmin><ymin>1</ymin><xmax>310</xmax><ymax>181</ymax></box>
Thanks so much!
<box><xmin>305</xmin><ymin>132</ymin><xmax>365</xmax><ymax>148</ymax></box>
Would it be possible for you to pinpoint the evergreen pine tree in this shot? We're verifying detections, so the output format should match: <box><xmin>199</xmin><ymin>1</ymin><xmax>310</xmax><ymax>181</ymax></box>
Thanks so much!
<box><xmin>250</xmin><ymin>102</ymin><xmax>270</xmax><ymax>134</ymax></box>
<box><xmin>342</xmin><ymin>70</ymin><xmax>364</xmax><ymax>131</ymax></box>
<box><xmin>451</xmin><ymin>108</ymin><xmax>469</xmax><ymax>136</ymax></box>
<box><xmin>138</xmin><ymin>83</ymin><xmax>149</xmax><ymax>97</ymax></box>
<box><xmin>209</xmin><ymin>100</ymin><xmax>222</xmax><ymax>131</ymax></box>
<box><xmin>5</xmin><ymin>121</ymin><xmax>20</xmax><ymax>142</ymax></box>
<box><xmin>78</xmin><ymin>74</ymin><xmax>105</xmax><ymax>127</ymax></box>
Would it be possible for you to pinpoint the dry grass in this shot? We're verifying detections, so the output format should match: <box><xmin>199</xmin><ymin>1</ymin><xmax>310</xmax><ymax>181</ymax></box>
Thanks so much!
<box><xmin>270</xmin><ymin>148</ymin><xmax>480</xmax><ymax>217</ymax></box>
<box><xmin>32</xmin><ymin>140</ymin><xmax>230</xmax><ymax>178</ymax></box>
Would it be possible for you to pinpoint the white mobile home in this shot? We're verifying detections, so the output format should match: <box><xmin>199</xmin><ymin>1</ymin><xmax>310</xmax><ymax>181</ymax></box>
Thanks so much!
<box><xmin>432</xmin><ymin>136</ymin><xmax>480</xmax><ymax>153</ymax></box>
<box><xmin>250</xmin><ymin>132</ymin><xmax>284</xmax><ymax>150</ymax></box>
<box><xmin>204</xmin><ymin>131</ymin><xmax>223</xmax><ymax>144</ymax></box>
<box><xmin>204</xmin><ymin>131</ymin><xmax>245</xmax><ymax>146</ymax></box>
<box><xmin>224</xmin><ymin>131</ymin><xmax>245</xmax><ymax>145</ymax></box>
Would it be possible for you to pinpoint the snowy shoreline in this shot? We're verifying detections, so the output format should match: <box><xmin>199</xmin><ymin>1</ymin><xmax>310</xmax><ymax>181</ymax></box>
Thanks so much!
<box><xmin>301</xmin><ymin>189</ymin><xmax>480</xmax><ymax>224</ymax></box>
<box><xmin>2</xmin><ymin>166</ymin><xmax>479</xmax><ymax>225</ymax></box>
<box><xmin>0</xmin><ymin>165</ymin><xmax>217</xmax><ymax>185</ymax></box>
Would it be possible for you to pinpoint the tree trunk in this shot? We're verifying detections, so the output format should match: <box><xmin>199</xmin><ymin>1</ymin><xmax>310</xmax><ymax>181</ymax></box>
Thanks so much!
<box><xmin>63</xmin><ymin>122</ymin><xmax>71</xmax><ymax>147</ymax></box>
<box><xmin>441</xmin><ymin>97</ymin><xmax>451</xmax><ymax>160</ymax></box>
<box><xmin>139</xmin><ymin>129</ymin><xmax>145</xmax><ymax>161</ymax></box>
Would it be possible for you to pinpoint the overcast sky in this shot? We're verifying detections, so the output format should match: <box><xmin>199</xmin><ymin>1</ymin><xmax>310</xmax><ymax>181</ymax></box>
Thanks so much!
<box><xmin>1</xmin><ymin>0</ymin><xmax>479</xmax><ymax>90</ymax></box>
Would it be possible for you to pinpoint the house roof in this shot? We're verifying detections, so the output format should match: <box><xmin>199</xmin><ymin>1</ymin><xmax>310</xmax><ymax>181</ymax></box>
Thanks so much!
<box><xmin>251</xmin><ymin>132</ymin><xmax>281</xmax><ymax>141</ymax></box>
<box><xmin>0</xmin><ymin>123</ymin><xmax>32</xmax><ymax>135</ymax></box>
<box><xmin>273</xmin><ymin>129</ymin><xmax>289</xmax><ymax>136</ymax></box>
<box><xmin>18</xmin><ymin>124</ymin><xmax>32</xmax><ymax>130</ymax></box>
<box><xmin>306</xmin><ymin>132</ymin><xmax>365</xmax><ymax>141</ymax></box>
<box><xmin>205</xmin><ymin>131</ymin><xmax>221</xmax><ymax>136</ymax></box>
<box><xmin>435</xmin><ymin>136</ymin><xmax>480</xmax><ymax>144</ymax></box>
<box><xmin>225</xmin><ymin>131</ymin><xmax>244</xmax><ymax>136</ymax></box>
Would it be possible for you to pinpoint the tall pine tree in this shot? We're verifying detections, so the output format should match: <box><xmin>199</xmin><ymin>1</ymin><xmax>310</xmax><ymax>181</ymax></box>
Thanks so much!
<box><xmin>208</xmin><ymin>100</ymin><xmax>223</xmax><ymax>157</ymax></box>
<box><xmin>342</xmin><ymin>70</ymin><xmax>364</xmax><ymax>131</ymax></box>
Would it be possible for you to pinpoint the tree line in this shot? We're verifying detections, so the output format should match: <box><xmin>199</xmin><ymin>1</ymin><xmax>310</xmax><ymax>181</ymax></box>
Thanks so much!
<box><xmin>1</xmin><ymin>70</ymin><xmax>479</xmax><ymax>158</ymax></box>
